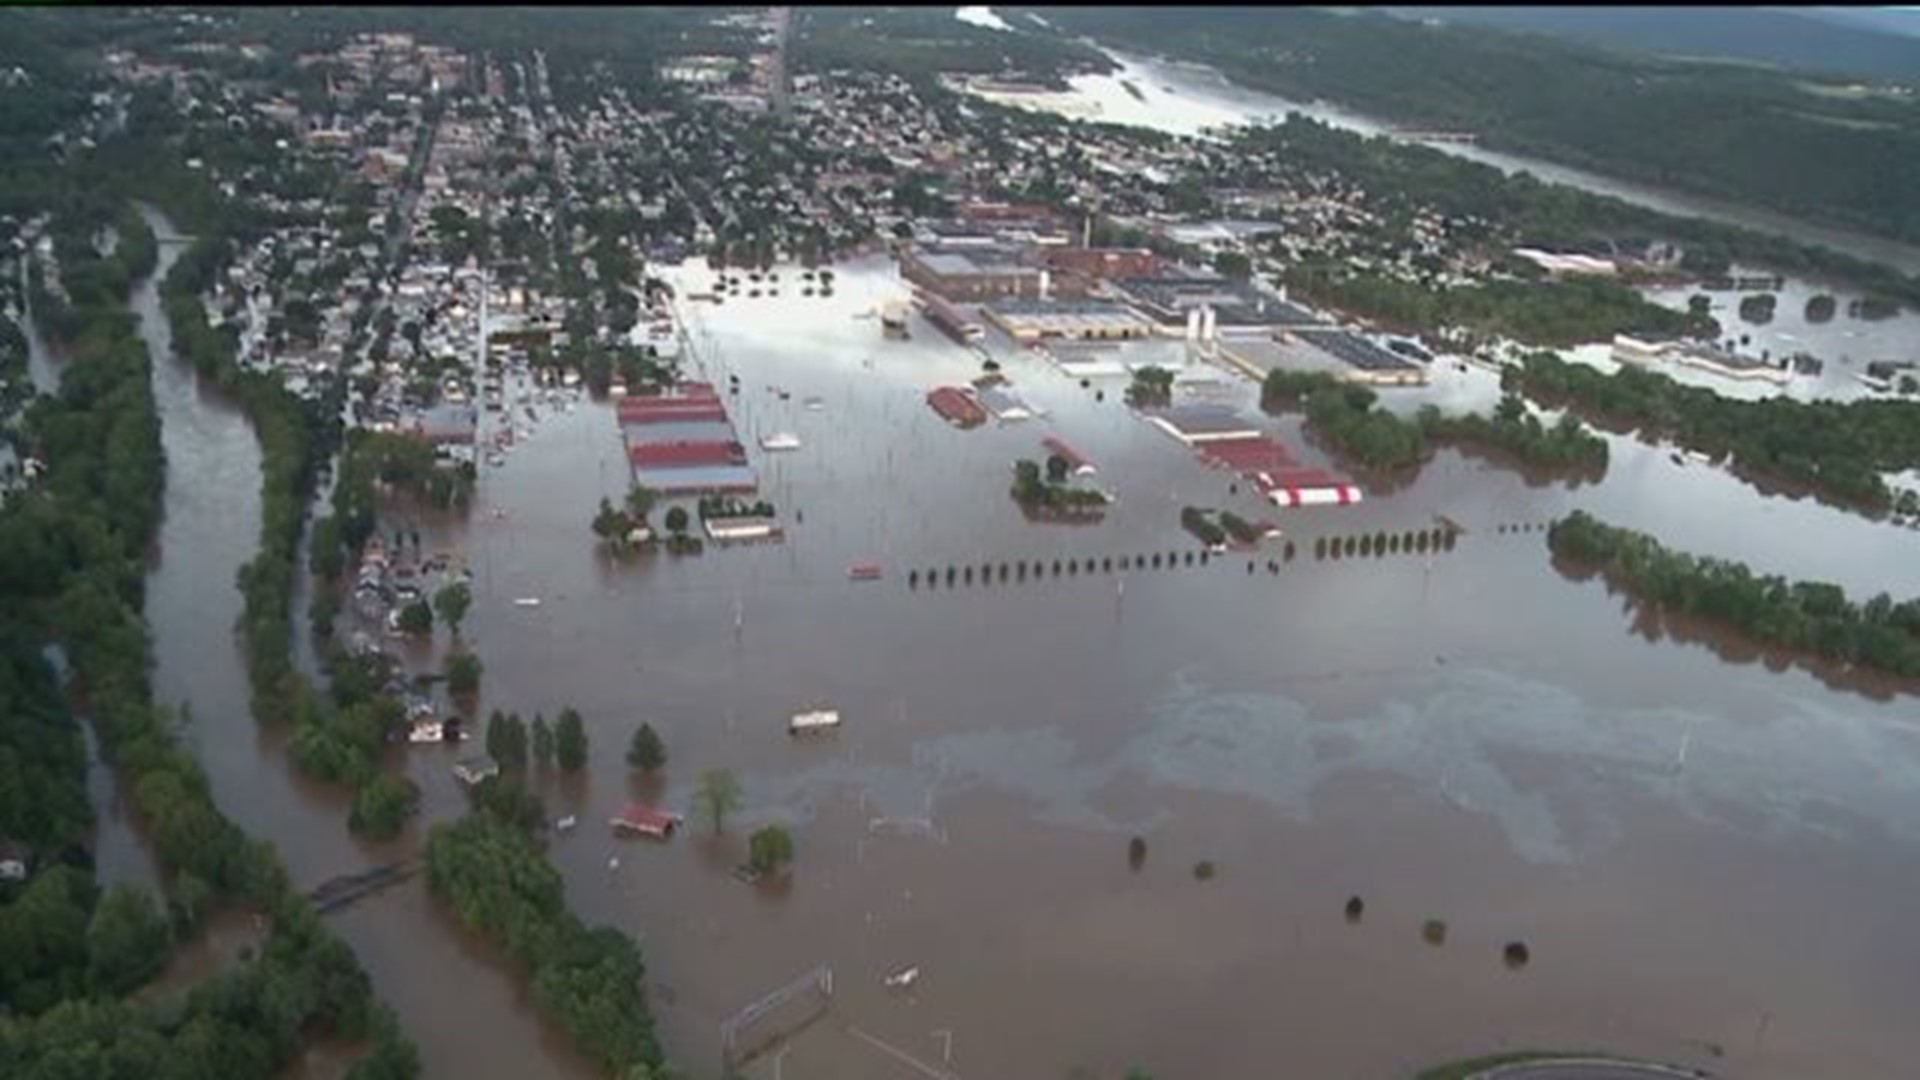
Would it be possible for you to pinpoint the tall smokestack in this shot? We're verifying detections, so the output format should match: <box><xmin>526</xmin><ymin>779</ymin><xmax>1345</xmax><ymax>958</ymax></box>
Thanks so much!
<box><xmin>1038</xmin><ymin>269</ymin><xmax>1052</xmax><ymax>301</ymax></box>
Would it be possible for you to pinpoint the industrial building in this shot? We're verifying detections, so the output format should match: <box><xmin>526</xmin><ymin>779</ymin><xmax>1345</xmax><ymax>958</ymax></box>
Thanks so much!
<box><xmin>900</xmin><ymin>244</ymin><xmax>1045</xmax><ymax>301</ymax></box>
<box><xmin>919</xmin><ymin>290</ymin><xmax>985</xmax><ymax>344</ymax></box>
<box><xmin>1218</xmin><ymin>331</ymin><xmax>1429</xmax><ymax>388</ymax></box>
<box><xmin>619</xmin><ymin>384</ymin><xmax>761</xmax><ymax>494</ymax></box>
<box><xmin>981</xmin><ymin>298</ymin><xmax>1156</xmax><ymax>343</ymax></box>
<box><xmin>1113</xmin><ymin>269</ymin><xmax>1325</xmax><ymax>331</ymax></box>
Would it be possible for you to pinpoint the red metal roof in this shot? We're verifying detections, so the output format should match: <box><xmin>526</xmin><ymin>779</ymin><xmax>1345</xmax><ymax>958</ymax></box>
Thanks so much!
<box><xmin>1041</xmin><ymin>436</ymin><xmax>1091</xmax><ymax>469</ymax></box>
<box><xmin>926</xmin><ymin>386</ymin><xmax>987</xmax><ymax>426</ymax></box>
<box><xmin>627</xmin><ymin>440</ymin><xmax>746</xmax><ymax>467</ymax></box>
<box><xmin>611</xmin><ymin>802</ymin><xmax>682</xmax><ymax>837</ymax></box>
<box><xmin>618</xmin><ymin>398</ymin><xmax>727</xmax><ymax>422</ymax></box>
<box><xmin>1199</xmin><ymin>435</ymin><xmax>1296</xmax><ymax>474</ymax></box>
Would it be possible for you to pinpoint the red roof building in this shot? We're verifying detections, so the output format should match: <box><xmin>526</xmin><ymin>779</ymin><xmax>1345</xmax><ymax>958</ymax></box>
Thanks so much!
<box><xmin>1041</xmin><ymin>436</ymin><xmax>1093</xmax><ymax>472</ymax></box>
<box><xmin>627</xmin><ymin>440</ymin><xmax>747</xmax><ymax>468</ymax></box>
<box><xmin>610</xmin><ymin>803</ymin><xmax>682</xmax><ymax>839</ymax></box>
<box><xmin>927</xmin><ymin>386</ymin><xmax>987</xmax><ymax>428</ymax></box>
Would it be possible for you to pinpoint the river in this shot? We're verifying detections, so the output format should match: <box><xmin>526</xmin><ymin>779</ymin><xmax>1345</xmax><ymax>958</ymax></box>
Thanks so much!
<box><xmin>297</xmin><ymin>256</ymin><xmax>1920</xmax><ymax>1079</ymax></box>
<box><xmin>128</xmin><ymin>206</ymin><xmax>596</xmax><ymax>1079</ymax></box>
<box><xmin>954</xmin><ymin>29</ymin><xmax>1920</xmax><ymax>277</ymax></box>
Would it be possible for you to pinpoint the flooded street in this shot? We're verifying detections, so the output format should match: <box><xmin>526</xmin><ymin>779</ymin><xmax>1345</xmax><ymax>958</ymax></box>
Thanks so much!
<box><xmin>331</xmin><ymin>259</ymin><xmax>1920</xmax><ymax>1078</ymax></box>
<box><xmin>128</xmin><ymin>207</ymin><xmax>596</xmax><ymax>1080</ymax></box>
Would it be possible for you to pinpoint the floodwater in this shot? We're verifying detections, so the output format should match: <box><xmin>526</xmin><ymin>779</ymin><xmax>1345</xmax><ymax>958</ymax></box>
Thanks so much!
<box><xmin>1640</xmin><ymin>270</ymin><xmax>1920</xmax><ymax>396</ymax></box>
<box><xmin>956</xmin><ymin>37</ymin><xmax>1920</xmax><ymax>277</ymax></box>
<box><xmin>310</xmin><ymin>257</ymin><xmax>1920</xmax><ymax>1078</ymax></box>
<box><xmin>129</xmin><ymin>207</ymin><xmax>597</xmax><ymax>1080</ymax></box>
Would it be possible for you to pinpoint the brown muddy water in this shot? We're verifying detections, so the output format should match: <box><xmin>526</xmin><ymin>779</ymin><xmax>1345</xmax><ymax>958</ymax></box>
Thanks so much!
<box><xmin>129</xmin><ymin>209</ymin><xmax>598</xmax><ymax>1080</ymax></box>
<box><xmin>138</xmin><ymin>236</ymin><xmax>1920</xmax><ymax>1079</ymax></box>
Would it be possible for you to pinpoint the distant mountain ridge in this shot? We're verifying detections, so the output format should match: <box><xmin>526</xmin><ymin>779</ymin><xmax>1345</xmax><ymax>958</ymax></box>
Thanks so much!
<box><xmin>1387</xmin><ymin>6</ymin><xmax>1920</xmax><ymax>82</ymax></box>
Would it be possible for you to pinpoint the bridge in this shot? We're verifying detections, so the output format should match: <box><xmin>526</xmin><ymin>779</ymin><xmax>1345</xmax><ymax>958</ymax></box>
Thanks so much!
<box><xmin>306</xmin><ymin>859</ymin><xmax>422</xmax><ymax>915</ymax></box>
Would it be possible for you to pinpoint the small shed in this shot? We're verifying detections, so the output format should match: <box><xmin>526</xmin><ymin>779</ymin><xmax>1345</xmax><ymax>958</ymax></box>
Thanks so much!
<box><xmin>610</xmin><ymin>803</ymin><xmax>683</xmax><ymax>839</ymax></box>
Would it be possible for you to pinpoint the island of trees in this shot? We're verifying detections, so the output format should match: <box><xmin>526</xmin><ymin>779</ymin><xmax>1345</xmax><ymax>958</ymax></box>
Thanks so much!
<box><xmin>1011</xmin><ymin>456</ymin><xmax>1109</xmax><ymax>519</ymax></box>
<box><xmin>1261</xmin><ymin>368</ymin><xmax>1609</xmax><ymax>479</ymax></box>
<box><xmin>1549</xmin><ymin>510</ymin><xmax>1920</xmax><ymax>681</ymax></box>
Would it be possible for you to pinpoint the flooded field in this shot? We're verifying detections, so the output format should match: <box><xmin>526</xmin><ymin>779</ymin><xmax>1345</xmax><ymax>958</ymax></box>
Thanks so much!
<box><xmin>319</xmin><ymin>256</ymin><xmax>1920</xmax><ymax>1078</ymax></box>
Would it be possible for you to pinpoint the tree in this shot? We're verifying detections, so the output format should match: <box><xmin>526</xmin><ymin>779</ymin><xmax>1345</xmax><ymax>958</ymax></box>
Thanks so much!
<box><xmin>349</xmin><ymin>773</ymin><xmax>422</xmax><ymax>840</ymax></box>
<box><xmin>555</xmin><ymin>706</ymin><xmax>588</xmax><ymax>772</ymax></box>
<box><xmin>694</xmin><ymin>768</ymin><xmax>741</xmax><ymax>835</ymax></box>
<box><xmin>397</xmin><ymin>598</ymin><xmax>433</xmax><ymax>636</ymax></box>
<box><xmin>592</xmin><ymin>496</ymin><xmax>630</xmax><ymax>545</ymax></box>
<box><xmin>626</xmin><ymin>722</ymin><xmax>666</xmax><ymax>773</ymax></box>
<box><xmin>624</xmin><ymin>484</ymin><xmax>657</xmax><ymax>522</ymax></box>
<box><xmin>434</xmin><ymin>581</ymin><xmax>472</xmax><ymax>637</ymax></box>
<box><xmin>1045</xmin><ymin>453</ymin><xmax>1071</xmax><ymax>484</ymax></box>
<box><xmin>747</xmin><ymin>824</ymin><xmax>794</xmax><ymax>875</ymax></box>
<box><xmin>86</xmin><ymin>883</ymin><xmax>170</xmax><ymax>995</ymax></box>
<box><xmin>1212</xmin><ymin>249</ymin><xmax>1252</xmax><ymax>279</ymax></box>
<box><xmin>445</xmin><ymin>650</ymin><xmax>483</xmax><ymax>697</ymax></box>
<box><xmin>664</xmin><ymin>505</ymin><xmax>689</xmax><ymax>536</ymax></box>
<box><xmin>488</xmin><ymin>710</ymin><xmax>528</xmax><ymax>770</ymax></box>
<box><xmin>532</xmin><ymin>713</ymin><xmax>555</xmax><ymax>768</ymax></box>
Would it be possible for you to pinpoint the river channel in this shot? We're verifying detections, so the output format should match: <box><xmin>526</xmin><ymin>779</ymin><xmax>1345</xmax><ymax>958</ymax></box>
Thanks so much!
<box><xmin>127</xmin><ymin>206</ymin><xmax>596</xmax><ymax>1079</ymax></box>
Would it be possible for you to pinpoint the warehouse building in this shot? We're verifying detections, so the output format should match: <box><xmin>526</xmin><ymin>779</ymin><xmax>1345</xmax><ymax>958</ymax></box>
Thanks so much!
<box><xmin>900</xmin><ymin>245</ymin><xmax>1044</xmax><ymax>301</ymax></box>
<box><xmin>981</xmin><ymin>298</ymin><xmax>1156</xmax><ymax>343</ymax></box>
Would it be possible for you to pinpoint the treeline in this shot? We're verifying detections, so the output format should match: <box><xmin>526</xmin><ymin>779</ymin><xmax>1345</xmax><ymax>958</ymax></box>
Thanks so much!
<box><xmin>1261</xmin><ymin>369</ymin><xmax>1609</xmax><ymax>478</ymax></box>
<box><xmin>1550</xmin><ymin>510</ymin><xmax>1920</xmax><ymax>680</ymax></box>
<box><xmin>1505</xmin><ymin>350</ymin><xmax>1920</xmax><ymax>514</ymax></box>
<box><xmin>1285</xmin><ymin>270</ymin><xmax>1713</xmax><ymax>349</ymax></box>
<box><xmin>0</xmin><ymin>252</ymin><xmax>416</xmax><ymax>1077</ymax></box>
<box><xmin>1419</xmin><ymin>396</ymin><xmax>1610</xmax><ymax>477</ymax></box>
<box><xmin>425</xmin><ymin>812</ymin><xmax>667</xmax><ymax>1078</ymax></box>
<box><xmin>1037</xmin><ymin>7</ymin><xmax>1920</xmax><ymax>250</ymax></box>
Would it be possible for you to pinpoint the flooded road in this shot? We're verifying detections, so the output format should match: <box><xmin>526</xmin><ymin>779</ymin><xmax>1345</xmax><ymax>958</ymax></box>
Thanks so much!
<box><xmin>961</xmin><ymin>43</ymin><xmax>1920</xmax><ymax>277</ymax></box>
<box><xmin>129</xmin><ymin>207</ymin><xmax>595</xmax><ymax>1080</ymax></box>
<box><xmin>349</xmin><ymin>259</ymin><xmax>1920</xmax><ymax>1078</ymax></box>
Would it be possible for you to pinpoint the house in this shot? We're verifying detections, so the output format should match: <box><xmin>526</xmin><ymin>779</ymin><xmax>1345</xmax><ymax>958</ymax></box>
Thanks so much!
<box><xmin>0</xmin><ymin>840</ymin><xmax>30</xmax><ymax>882</ymax></box>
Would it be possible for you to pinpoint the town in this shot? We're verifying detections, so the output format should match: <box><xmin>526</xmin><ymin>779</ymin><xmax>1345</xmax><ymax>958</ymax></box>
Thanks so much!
<box><xmin>5</xmin><ymin>7</ymin><xmax>1920</xmax><ymax>1080</ymax></box>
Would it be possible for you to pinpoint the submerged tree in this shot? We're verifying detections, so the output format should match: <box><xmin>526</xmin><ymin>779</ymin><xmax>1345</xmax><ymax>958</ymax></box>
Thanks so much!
<box><xmin>694</xmin><ymin>768</ymin><xmax>742</xmax><ymax>836</ymax></box>
<box><xmin>555</xmin><ymin>707</ymin><xmax>588</xmax><ymax>772</ymax></box>
<box><xmin>532</xmin><ymin>713</ymin><xmax>555</xmax><ymax>769</ymax></box>
<box><xmin>626</xmin><ymin>722</ymin><xmax>666</xmax><ymax>773</ymax></box>
<box><xmin>747</xmin><ymin>824</ymin><xmax>795</xmax><ymax>875</ymax></box>
<box><xmin>434</xmin><ymin>581</ymin><xmax>472</xmax><ymax>637</ymax></box>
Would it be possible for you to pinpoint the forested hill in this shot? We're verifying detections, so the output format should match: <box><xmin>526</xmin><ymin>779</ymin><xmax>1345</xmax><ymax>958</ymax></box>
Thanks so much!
<box><xmin>1387</xmin><ymin>7</ymin><xmax>1920</xmax><ymax>83</ymax></box>
<box><xmin>1022</xmin><ymin>6</ymin><xmax>1920</xmax><ymax>246</ymax></box>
